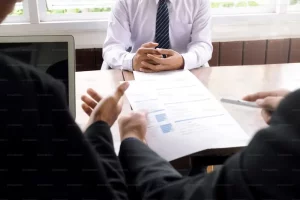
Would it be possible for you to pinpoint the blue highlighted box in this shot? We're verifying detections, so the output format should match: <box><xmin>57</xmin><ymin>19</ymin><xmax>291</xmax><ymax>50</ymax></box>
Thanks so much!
<box><xmin>160</xmin><ymin>124</ymin><xmax>173</xmax><ymax>134</ymax></box>
<box><xmin>155</xmin><ymin>113</ymin><xmax>167</xmax><ymax>122</ymax></box>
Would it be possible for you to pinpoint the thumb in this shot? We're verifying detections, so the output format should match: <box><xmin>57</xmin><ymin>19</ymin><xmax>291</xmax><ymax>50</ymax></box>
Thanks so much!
<box><xmin>137</xmin><ymin>110</ymin><xmax>148</xmax><ymax>117</ymax></box>
<box><xmin>141</xmin><ymin>42</ymin><xmax>159</xmax><ymax>48</ymax></box>
<box><xmin>256</xmin><ymin>97</ymin><xmax>283</xmax><ymax>111</ymax></box>
<box><xmin>114</xmin><ymin>82</ymin><xmax>130</xmax><ymax>101</ymax></box>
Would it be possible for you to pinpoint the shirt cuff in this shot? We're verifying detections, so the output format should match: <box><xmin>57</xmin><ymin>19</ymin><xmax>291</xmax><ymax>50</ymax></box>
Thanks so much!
<box><xmin>122</xmin><ymin>53</ymin><xmax>135</xmax><ymax>71</ymax></box>
<box><xmin>181</xmin><ymin>52</ymin><xmax>199</xmax><ymax>70</ymax></box>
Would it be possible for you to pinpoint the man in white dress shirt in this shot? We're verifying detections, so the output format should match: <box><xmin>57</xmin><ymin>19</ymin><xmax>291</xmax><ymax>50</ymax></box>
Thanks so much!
<box><xmin>103</xmin><ymin>0</ymin><xmax>213</xmax><ymax>72</ymax></box>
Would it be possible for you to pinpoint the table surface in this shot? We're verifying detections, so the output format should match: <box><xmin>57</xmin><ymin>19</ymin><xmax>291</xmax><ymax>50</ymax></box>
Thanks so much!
<box><xmin>75</xmin><ymin>64</ymin><xmax>300</xmax><ymax>158</ymax></box>
<box><xmin>123</xmin><ymin>63</ymin><xmax>300</xmax><ymax>138</ymax></box>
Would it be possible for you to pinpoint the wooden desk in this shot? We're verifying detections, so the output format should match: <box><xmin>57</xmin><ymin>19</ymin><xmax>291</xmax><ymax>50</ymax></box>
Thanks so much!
<box><xmin>123</xmin><ymin>64</ymin><xmax>300</xmax><ymax>169</ymax></box>
<box><xmin>75</xmin><ymin>70</ymin><xmax>131</xmax><ymax>153</ymax></box>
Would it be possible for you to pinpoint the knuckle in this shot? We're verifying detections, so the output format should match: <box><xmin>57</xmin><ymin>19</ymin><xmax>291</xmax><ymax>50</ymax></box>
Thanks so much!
<box><xmin>264</xmin><ymin>97</ymin><xmax>273</xmax><ymax>103</ymax></box>
<box><xmin>107</xmin><ymin>96</ymin><xmax>115</xmax><ymax>102</ymax></box>
<box><xmin>117</xmin><ymin>87</ymin><xmax>123</xmax><ymax>93</ymax></box>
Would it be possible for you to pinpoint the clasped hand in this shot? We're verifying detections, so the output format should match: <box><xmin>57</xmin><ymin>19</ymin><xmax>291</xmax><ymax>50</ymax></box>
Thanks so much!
<box><xmin>81</xmin><ymin>82</ymin><xmax>148</xmax><ymax>143</ymax></box>
<box><xmin>133</xmin><ymin>42</ymin><xmax>184</xmax><ymax>73</ymax></box>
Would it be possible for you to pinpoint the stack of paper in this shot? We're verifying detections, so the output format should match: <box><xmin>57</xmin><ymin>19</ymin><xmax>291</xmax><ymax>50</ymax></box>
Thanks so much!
<box><xmin>125</xmin><ymin>70</ymin><xmax>250</xmax><ymax>161</ymax></box>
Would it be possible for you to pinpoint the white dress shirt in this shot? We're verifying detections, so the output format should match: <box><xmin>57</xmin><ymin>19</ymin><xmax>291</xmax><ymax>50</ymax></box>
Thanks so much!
<box><xmin>103</xmin><ymin>0</ymin><xmax>213</xmax><ymax>71</ymax></box>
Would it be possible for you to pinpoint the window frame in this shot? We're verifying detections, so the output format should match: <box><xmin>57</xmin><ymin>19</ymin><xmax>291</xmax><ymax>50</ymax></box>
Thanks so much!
<box><xmin>37</xmin><ymin>0</ymin><xmax>281</xmax><ymax>21</ymax></box>
<box><xmin>1</xmin><ymin>0</ymin><xmax>300</xmax><ymax>49</ymax></box>
<box><xmin>288</xmin><ymin>3</ymin><xmax>300</xmax><ymax>12</ymax></box>
<box><xmin>211</xmin><ymin>0</ymin><xmax>277</xmax><ymax>15</ymax></box>
<box><xmin>2</xmin><ymin>0</ymin><xmax>298</xmax><ymax>24</ymax></box>
<box><xmin>38</xmin><ymin>0</ymin><xmax>112</xmax><ymax>22</ymax></box>
<box><xmin>3</xmin><ymin>0</ymin><xmax>30</xmax><ymax>23</ymax></box>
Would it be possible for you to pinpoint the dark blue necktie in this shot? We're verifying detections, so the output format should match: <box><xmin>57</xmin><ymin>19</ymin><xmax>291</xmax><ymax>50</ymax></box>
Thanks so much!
<box><xmin>155</xmin><ymin>0</ymin><xmax>170</xmax><ymax>49</ymax></box>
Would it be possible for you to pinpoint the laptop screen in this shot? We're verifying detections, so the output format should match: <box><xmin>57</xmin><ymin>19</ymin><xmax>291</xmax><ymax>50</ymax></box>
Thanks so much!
<box><xmin>0</xmin><ymin>42</ymin><xmax>69</xmax><ymax>104</ymax></box>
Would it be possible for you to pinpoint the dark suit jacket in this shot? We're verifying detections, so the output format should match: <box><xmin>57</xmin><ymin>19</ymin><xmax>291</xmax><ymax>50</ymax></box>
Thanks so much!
<box><xmin>119</xmin><ymin>89</ymin><xmax>300</xmax><ymax>200</ymax></box>
<box><xmin>0</xmin><ymin>53</ymin><xmax>127</xmax><ymax>200</ymax></box>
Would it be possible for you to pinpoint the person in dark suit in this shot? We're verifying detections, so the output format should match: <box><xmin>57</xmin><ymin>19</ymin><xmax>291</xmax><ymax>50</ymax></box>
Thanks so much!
<box><xmin>119</xmin><ymin>89</ymin><xmax>300</xmax><ymax>200</ymax></box>
<box><xmin>0</xmin><ymin>51</ymin><xmax>131</xmax><ymax>199</ymax></box>
<box><xmin>0</xmin><ymin>2</ymin><xmax>130</xmax><ymax>199</ymax></box>
<box><xmin>83</xmin><ymin>86</ymin><xmax>300</xmax><ymax>200</ymax></box>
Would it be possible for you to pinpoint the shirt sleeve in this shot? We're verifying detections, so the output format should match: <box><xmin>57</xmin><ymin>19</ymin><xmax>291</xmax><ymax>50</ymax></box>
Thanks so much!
<box><xmin>181</xmin><ymin>0</ymin><xmax>213</xmax><ymax>70</ymax></box>
<box><xmin>103</xmin><ymin>0</ymin><xmax>135</xmax><ymax>71</ymax></box>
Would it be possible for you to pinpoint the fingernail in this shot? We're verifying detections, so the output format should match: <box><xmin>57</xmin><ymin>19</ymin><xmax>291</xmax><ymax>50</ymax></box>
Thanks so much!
<box><xmin>140</xmin><ymin>68</ymin><xmax>144</xmax><ymax>72</ymax></box>
<box><xmin>124</xmin><ymin>82</ymin><xmax>129</xmax><ymax>88</ymax></box>
<box><xmin>256</xmin><ymin>99</ymin><xmax>263</xmax><ymax>106</ymax></box>
<box><xmin>120</xmin><ymin>81</ymin><xmax>129</xmax><ymax>89</ymax></box>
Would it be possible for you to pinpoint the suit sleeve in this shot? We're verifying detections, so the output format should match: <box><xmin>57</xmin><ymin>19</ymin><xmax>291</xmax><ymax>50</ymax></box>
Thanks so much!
<box><xmin>0</xmin><ymin>54</ymin><xmax>128</xmax><ymax>199</ymax></box>
<box><xmin>85</xmin><ymin>121</ymin><xmax>128</xmax><ymax>200</ymax></box>
<box><xmin>119</xmin><ymin>89</ymin><xmax>300</xmax><ymax>200</ymax></box>
<box><xmin>47</xmin><ymin>79</ymin><xmax>128</xmax><ymax>200</ymax></box>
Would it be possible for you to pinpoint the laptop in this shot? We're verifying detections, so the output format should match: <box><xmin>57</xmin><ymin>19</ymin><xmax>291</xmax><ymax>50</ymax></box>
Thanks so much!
<box><xmin>0</xmin><ymin>36</ymin><xmax>76</xmax><ymax>118</ymax></box>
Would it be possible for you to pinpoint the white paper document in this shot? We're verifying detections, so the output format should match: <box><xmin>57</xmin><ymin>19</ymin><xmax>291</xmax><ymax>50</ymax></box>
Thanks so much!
<box><xmin>126</xmin><ymin>70</ymin><xmax>250</xmax><ymax>161</ymax></box>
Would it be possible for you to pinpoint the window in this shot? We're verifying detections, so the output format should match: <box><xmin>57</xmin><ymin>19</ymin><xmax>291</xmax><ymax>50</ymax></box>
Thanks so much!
<box><xmin>39</xmin><ymin>0</ymin><xmax>115</xmax><ymax>22</ymax></box>
<box><xmin>4</xmin><ymin>1</ymin><xmax>29</xmax><ymax>23</ymax></box>
<box><xmin>288</xmin><ymin>0</ymin><xmax>300</xmax><ymax>12</ymax></box>
<box><xmin>39</xmin><ymin>0</ymin><xmax>277</xmax><ymax>19</ymax></box>
<box><xmin>211</xmin><ymin>0</ymin><xmax>276</xmax><ymax>14</ymax></box>
<box><xmin>10</xmin><ymin>2</ymin><xmax>24</xmax><ymax>16</ymax></box>
<box><xmin>2</xmin><ymin>0</ymin><xmax>299</xmax><ymax>25</ymax></box>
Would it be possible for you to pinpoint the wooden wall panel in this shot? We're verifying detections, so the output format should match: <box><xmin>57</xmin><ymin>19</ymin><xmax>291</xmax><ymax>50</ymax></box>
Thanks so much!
<box><xmin>75</xmin><ymin>38</ymin><xmax>299</xmax><ymax>71</ymax></box>
<box><xmin>76</xmin><ymin>49</ymin><xmax>97</xmax><ymax>72</ymax></box>
<box><xmin>289</xmin><ymin>38</ymin><xmax>300</xmax><ymax>63</ymax></box>
<box><xmin>95</xmin><ymin>48</ymin><xmax>103</xmax><ymax>70</ymax></box>
<box><xmin>209</xmin><ymin>42</ymin><xmax>220</xmax><ymax>67</ymax></box>
<box><xmin>266</xmin><ymin>39</ymin><xmax>290</xmax><ymax>64</ymax></box>
<box><xmin>243</xmin><ymin>40</ymin><xmax>267</xmax><ymax>65</ymax></box>
<box><xmin>219</xmin><ymin>42</ymin><xmax>243</xmax><ymax>66</ymax></box>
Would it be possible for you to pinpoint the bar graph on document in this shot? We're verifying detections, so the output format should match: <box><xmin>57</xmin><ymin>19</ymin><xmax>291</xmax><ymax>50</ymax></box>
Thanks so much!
<box><xmin>125</xmin><ymin>81</ymin><xmax>176</xmax><ymax>137</ymax></box>
<box><xmin>125</xmin><ymin>70</ymin><xmax>249</xmax><ymax>161</ymax></box>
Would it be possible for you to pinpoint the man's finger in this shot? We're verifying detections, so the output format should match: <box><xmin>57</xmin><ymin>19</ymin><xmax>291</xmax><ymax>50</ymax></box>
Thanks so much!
<box><xmin>87</xmin><ymin>88</ymin><xmax>102</xmax><ymax>102</ymax></box>
<box><xmin>138</xmin><ymin>110</ymin><xmax>148</xmax><ymax>117</ymax></box>
<box><xmin>141</xmin><ymin>42</ymin><xmax>159</xmax><ymax>48</ymax></box>
<box><xmin>156</xmin><ymin>49</ymin><xmax>175</xmax><ymax>56</ymax></box>
<box><xmin>141</xmin><ymin>62</ymin><xmax>161</xmax><ymax>71</ymax></box>
<box><xmin>256</xmin><ymin>96</ymin><xmax>283</xmax><ymax>111</ymax></box>
<box><xmin>147</xmin><ymin>54</ymin><xmax>167</xmax><ymax>65</ymax></box>
<box><xmin>117</xmin><ymin>97</ymin><xmax>124</xmax><ymax>114</ymax></box>
<box><xmin>138</xmin><ymin>48</ymin><xmax>160</xmax><ymax>55</ymax></box>
<box><xmin>81</xmin><ymin>95</ymin><xmax>98</xmax><ymax>109</ymax></box>
<box><xmin>261</xmin><ymin>109</ymin><xmax>272</xmax><ymax>124</ymax></box>
<box><xmin>114</xmin><ymin>82</ymin><xmax>130</xmax><ymax>101</ymax></box>
<box><xmin>140</xmin><ymin>68</ymin><xmax>155</xmax><ymax>73</ymax></box>
<box><xmin>243</xmin><ymin>91</ymin><xmax>276</xmax><ymax>102</ymax></box>
<box><xmin>243</xmin><ymin>90</ymin><xmax>290</xmax><ymax>102</ymax></box>
<box><xmin>141</xmin><ymin>62</ymin><xmax>170</xmax><ymax>72</ymax></box>
<box><xmin>82</xmin><ymin>103</ymin><xmax>93</xmax><ymax>116</ymax></box>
